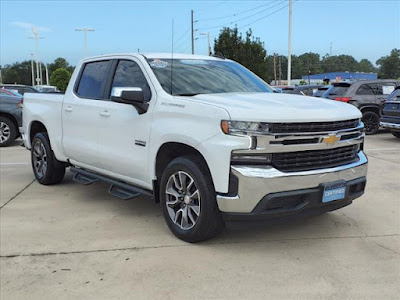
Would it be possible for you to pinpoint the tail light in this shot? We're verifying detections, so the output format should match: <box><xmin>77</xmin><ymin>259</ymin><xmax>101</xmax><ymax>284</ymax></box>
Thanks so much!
<box><xmin>17</xmin><ymin>97</ymin><xmax>24</xmax><ymax>108</ymax></box>
<box><xmin>334</xmin><ymin>97</ymin><xmax>352</xmax><ymax>102</ymax></box>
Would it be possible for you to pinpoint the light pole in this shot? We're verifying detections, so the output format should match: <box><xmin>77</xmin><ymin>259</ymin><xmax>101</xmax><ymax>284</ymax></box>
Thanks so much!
<box><xmin>200</xmin><ymin>32</ymin><xmax>211</xmax><ymax>56</ymax></box>
<box><xmin>75</xmin><ymin>28</ymin><xmax>95</xmax><ymax>57</ymax></box>
<box><xmin>287</xmin><ymin>0</ymin><xmax>292</xmax><ymax>86</ymax></box>
<box><xmin>30</xmin><ymin>53</ymin><xmax>35</xmax><ymax>86</ymax></box>
<box><xmin>29</xmin><ymin>26</ymin><xmax>44</xmax><ymax>86</ymax></box>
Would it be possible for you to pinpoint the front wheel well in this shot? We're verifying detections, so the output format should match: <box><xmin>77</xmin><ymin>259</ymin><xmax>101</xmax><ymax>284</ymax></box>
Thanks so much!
<box><xmin>30</xmin><ymin>121</ymin><xmax>48</xmax><ymax>143</ymax></box>
<box><xmin>154</xmin><ymin>142</ymin><xmax>211</xmax><ymax>202</ymax></box>
<box><xmin>360</xmin><ymin>106</ymin><xmax>380</xmax><ymax>115</ymax></box>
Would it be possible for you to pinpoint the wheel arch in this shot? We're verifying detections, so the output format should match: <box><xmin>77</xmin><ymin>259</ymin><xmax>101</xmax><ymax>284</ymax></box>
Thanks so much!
<box><xmin>360</xmin><ymin>105</ymin><xmax>381</xmax><ymax>115</ymax></box>
<box><xmin>153</xmin><ymin>142</ymin><xmax>212</xmax><ymax>203</ymax></box>
<box><xmin>29</xmin><ymin>120</ymin><xmax>48</xmax><ymax>144</ymax></box>
<box><xmin>0</xmin><ymin>112</ymin><xmax>18</xmax><ymax>130</ymax></box>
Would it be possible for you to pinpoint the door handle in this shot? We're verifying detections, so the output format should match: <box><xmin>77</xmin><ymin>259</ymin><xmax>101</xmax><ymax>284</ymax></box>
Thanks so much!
<box><xmin>64</xmin><ymin>106</ymin><xmax>73</xmax><ymax>112</ymax></box>
<box><xmin>99</xmin><ymin>110</ymin><xmax>111</xmax><ymax>117</ymax></box>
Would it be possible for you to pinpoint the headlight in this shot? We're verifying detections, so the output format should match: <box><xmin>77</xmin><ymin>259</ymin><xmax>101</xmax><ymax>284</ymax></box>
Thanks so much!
<box><xmin>221</xmin><ymin>120</ymin><xmax>271</xmax><ymax>135</ymax></box>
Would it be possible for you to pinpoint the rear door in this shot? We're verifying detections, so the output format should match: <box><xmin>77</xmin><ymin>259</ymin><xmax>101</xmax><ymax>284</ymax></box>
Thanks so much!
<box><xmin>354</xmin><ymin>83</ymin><xmax>376</xmax><ymax>106</ymax></box>
<box><xmin>62</xmin><ymin>60</ymin><xmax>112</xmax><ymax>168</ymax></box>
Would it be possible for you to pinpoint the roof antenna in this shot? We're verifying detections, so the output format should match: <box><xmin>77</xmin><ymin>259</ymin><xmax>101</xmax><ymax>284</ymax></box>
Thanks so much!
<box><xmin>170</xmin><ymin>19</ymin><xmax>174</xmax><ymax>96</ymax></box>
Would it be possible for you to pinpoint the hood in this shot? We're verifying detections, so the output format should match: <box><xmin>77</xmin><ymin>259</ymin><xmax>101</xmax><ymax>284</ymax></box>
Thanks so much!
<box><xmin>187</xmin><ymin>92</ymin><xmax>361</xmax><ymax>122</ymax></box>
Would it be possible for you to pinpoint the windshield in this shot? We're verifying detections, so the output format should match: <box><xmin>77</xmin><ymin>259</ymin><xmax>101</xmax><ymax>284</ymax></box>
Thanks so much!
<box><xmin>387</xmin><ymin>88</ymin><xmax>400</xmax><ymax>101</ymax></box>
<box><xmin>146</xmin><ymin>58</ymin><xmax>273</xmax><ymax>96</ymax></box>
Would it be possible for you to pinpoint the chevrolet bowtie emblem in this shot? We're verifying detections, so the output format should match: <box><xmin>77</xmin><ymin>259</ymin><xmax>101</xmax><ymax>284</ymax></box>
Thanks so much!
<box><xmin>323</xmin><ymin>134</ymin><xmax>340</xmax><ymax>145</ymax></box>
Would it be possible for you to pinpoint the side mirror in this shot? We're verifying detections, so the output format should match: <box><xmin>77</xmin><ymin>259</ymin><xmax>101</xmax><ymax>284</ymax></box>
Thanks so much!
<box><xmin>111</xmin><ymin>87</ymin><xmax>148</xmax><ymax>114</ymax></box>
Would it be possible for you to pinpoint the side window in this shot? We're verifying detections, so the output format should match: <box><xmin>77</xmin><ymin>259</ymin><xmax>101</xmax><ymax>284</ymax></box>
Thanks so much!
<box><xmin>76</xmin><ymin>60</ymin><xmax>110</xmax><ymax>99</ymax></box>
<box><xmin>356</xmin><ymin>84</ymin><xmax>375</xmax><ymax>95</ymax></box>
<box><xmin>111</xmin><ymin>60</ymin><xmax>151</xmax><ymax>101</ymax></box>
<box><xmin>380</xmin><ymin>83</ymin><xmax>396</xmax><ymax>95</ymax></box>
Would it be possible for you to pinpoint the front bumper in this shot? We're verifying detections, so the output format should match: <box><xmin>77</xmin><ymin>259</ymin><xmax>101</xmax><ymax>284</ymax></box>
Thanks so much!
<box><xmin>217</xmin><ymin>151</ymin><xmax>368</xmax><ymax>215</ymax></box>
<box><xmin>380</xmin><ymin>121</ymin><xmax>400</xmax><ymax>131</ymax></box>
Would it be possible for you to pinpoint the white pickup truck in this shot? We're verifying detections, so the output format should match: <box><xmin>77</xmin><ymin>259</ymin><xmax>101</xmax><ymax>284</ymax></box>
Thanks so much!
<box><xmin>21</xmin><ymin>53</ymin><xmax>368</xmax><ymax>242</ymax></box>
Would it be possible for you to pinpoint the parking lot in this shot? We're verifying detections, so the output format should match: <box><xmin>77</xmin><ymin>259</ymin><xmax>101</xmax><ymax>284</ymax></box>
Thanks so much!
<box><xmin>0</xmin><ymin>133</ymin><xmax>399</xmax><ymax>299</ymax></box>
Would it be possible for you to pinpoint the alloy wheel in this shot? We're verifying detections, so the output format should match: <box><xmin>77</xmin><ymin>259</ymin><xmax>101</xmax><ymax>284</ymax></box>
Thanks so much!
<box><xmin>363</xmin><ymin>114</ymin><xmax>379</xmax><ymax>133</ymax></box>
<box><xmin>165</xmin><ymin>171</ymin><xmax>201</xmax><ymax>230</ymax></box>
<box><xmin>32</xmin><ymin>140</ymin><xmax>48</xmax><ymax>179</ymax></box>
<box><xmin>0</xmin><ymin>122</ymin><xmax>11</xmax><ymax>144</ymax></box>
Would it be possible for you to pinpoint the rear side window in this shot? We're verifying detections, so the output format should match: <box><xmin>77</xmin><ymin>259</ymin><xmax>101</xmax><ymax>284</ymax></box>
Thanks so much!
<box><xmin>111</xmin><ymin>60</ymin><xmax>151</xmax><ymax>101</ymax></box>
<box><xmin>356</xmin><ymin>84</ymin><xmax>375</xmax><ymax>95</ymax></box>
<box><xmin>77</xmin><ymin>61</ymin><xmax>110</xmax><ymax>99</ymax></box>
<box><xmin>377</xmin><ymin>83</ymin><xmax>396</xmax><ymax>95</ymax></box>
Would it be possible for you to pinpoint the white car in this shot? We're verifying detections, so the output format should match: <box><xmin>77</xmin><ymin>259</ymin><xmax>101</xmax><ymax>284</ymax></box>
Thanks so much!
<box><xmin>21</xmin><ymin>53</ymin><xmax>368</xmax><ymax>242</ymax></box>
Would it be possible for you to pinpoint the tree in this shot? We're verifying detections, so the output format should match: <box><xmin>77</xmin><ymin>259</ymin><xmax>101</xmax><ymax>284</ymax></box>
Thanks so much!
<box><xmin>50</xmin><ymin>68</ymin><xmax>71</xmax><ymax>91</ymax></box>
<box><xmin>48</xmin><ymin>57</ymin><xmax>74</xmax><ymax>77</ymax></box>
<box><xmin>376</xmin><ymin>49</ymin><xmax>400</xmax><ymax>79</ymax></box>
<box><xmin>358</xmin><ymin>59</ymin><xmax>376</xmax><ymax>73</ymax></box>
<box><xmin>214</xmin><ymin>27</ymin><xmax>267</xmax><ymax>80</ymax></box>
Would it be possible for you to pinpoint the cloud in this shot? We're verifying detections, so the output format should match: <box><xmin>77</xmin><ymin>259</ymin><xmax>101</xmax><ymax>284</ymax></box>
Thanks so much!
<box><xmin>11</xmin><ymin>21</ymin><xmax>51</xmax><ymax>33</ymax></box>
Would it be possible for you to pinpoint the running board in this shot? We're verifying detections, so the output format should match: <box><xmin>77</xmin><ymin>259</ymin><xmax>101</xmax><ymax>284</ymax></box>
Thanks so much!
<box><xmin>70</xmin><ymin>167</ymin><xmax>153</xmax><ymax>200</ymax></box>
<box><xmin>73</xmin><ymin>172</ymin><xmax>99</xmax><ymax>185</ymax></box>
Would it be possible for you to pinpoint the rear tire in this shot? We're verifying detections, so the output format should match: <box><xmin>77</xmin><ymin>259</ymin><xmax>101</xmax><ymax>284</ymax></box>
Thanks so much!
<box><xmin>0</xmin><ymin>116</ymin><xmax>17</xmax><ymax>147</ymax></box>
<box><xmin>160</xmin><ymin>156</ymin><xmax>224</xmax><ymax>242</ymax></box>
<box><xmin>392</xmin><ymin>131</ymin><xmax>400</xmax><ymax>138</ymax></box>
<box><xmin>31</xmin><ymin>132</ymin><xmax>66</xmax><ymax>185</ymax></box>
<box><xmin>362</xmin><ymin>111</ymin><xmax>380</xmax><ymax>135</ymax></box>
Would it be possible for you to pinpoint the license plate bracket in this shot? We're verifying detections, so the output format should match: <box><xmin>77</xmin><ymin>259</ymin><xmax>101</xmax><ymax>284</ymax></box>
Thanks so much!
<box><xmin>322</xmin><ymin>181</ymin><xmax>346</xmax><ymax>203</ymax></box>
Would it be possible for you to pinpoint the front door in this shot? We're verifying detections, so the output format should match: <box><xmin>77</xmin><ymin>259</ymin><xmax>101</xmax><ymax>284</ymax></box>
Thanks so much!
<box><xmin>94</xmin><ymin>59</ymin><xmax>154</xmax><ymax>188</ymax></box>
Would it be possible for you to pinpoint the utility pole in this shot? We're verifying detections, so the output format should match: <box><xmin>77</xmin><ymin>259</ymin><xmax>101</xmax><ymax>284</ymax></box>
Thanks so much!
<box><xmin>29</xmin><ymin>27</ymin><xmax>44</xmax><ymax>86</ymax></box>
<box><xmin>330</xmin><ymin>42</ymin><xmax>333</xmax><ymax>56</ymax></box>
<box><xmin>273</xmin><ymin>55</ymin><xmax>276</xmax><ymax>85</ymax></box>
<box><xmin>30</xmin><ymin>53</ymin><xmax>35</xmax><ymax>86</ymax></box>
<box><xmin>75</xmin><ymin>28</ymin><xmax>95</xmax><ymax>57</ymax></box>
<box><xmin>191</xmin><ymin>10</ymin><xmax>194</xmax><ymax>54</ymax></box>
<box><xmin>287</xmin><ymin>0</ymin><xmax>292</xmax><ymax>86</ymax></box>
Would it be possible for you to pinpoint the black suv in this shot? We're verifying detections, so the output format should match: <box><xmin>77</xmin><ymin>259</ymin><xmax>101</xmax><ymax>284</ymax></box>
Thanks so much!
<box><xmin>380</xmin><ymin>86</ymin><xmax>400</xmax><ymax>138</ymax></box>
<box><xmin>324</xmin><ymin>80</ymin><xmax>400</xmax><ymax>134</ymax></box>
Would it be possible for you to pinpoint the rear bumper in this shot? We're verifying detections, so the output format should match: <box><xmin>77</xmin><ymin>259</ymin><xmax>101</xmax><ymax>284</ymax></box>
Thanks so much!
<box><xmin>217</xmin><ymin>151</ymin><xmax>368</xmax><ymax>215</ymax></box>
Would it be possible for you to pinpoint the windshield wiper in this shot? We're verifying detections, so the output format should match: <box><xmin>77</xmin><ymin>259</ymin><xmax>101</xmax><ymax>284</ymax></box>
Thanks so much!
<box><xmin>174</xmin><ymin>93</ymin><xmax>200</xmax><ymax>97</ymax></box>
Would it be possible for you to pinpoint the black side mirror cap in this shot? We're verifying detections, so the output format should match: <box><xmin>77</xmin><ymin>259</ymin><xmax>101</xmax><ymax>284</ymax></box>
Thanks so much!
<box><xmin>111</xmin><ymin>87</ymin><xmax>149</xmax><ymax>114</ymax></box>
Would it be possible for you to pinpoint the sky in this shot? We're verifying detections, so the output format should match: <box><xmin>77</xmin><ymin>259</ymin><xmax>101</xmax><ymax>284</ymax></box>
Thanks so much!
<box><xmin>1</xmin><ymin>0</ymin><xmax>399</xmax><ymax>66</ymax></box>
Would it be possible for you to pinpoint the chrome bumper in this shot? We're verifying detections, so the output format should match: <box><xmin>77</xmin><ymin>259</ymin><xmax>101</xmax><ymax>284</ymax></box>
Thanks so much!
<box><xmin>380</xmin><ymin>122</ymin><xmax>400</xmax><ymax>130</ymax></box>
<box><xmin>217</xmin><ymin>151</ymin><xmax>368</xmax><ymax>213</ymax></box>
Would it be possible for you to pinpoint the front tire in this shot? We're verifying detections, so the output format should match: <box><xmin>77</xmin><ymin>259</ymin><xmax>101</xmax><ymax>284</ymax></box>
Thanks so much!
<box><xmin>362</xmin><ymin>111</ymin><xmax>380</xmax><ymax>135</ymax></box>
<box><xmin>160</xmin><ymin>156</ymin><xmax>224</xmax><ymax>242</ymax></box>
<box><xmin>0</xmin><ymin>116</ymin><xmax>17</xmax><ymax>147</ymax></box>
<box><xmin>31</xmin><ymin>132</ymin><xmax>66</xmax><ymax>185</ymax></box>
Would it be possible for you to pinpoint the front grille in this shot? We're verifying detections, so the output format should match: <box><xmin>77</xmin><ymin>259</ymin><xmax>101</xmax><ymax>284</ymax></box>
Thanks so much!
<box><xmin>272</xmin><ymin>145</ymin><xmax>359</xmax><ymax>172</ymax></box>
<box><xmin>271</xmin><ymin>119</ymin><xmax>360</xmax><ymax>134</ymax></box>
